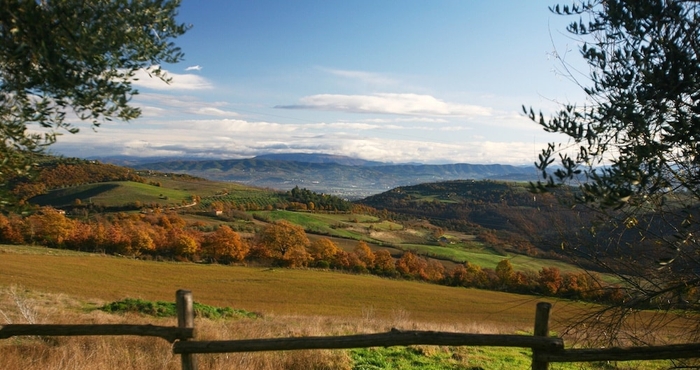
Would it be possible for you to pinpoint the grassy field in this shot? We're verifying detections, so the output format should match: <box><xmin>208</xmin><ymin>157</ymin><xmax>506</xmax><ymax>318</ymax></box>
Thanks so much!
<box><xmin>402</xmin><ymin>243</ymin><xmax>586</xmax><ymax>273</ymax></box>
<box><xmin>0</xmin><ymin>245</ymin><xmax>685</xmax><ymax>369</ymax></box>
<box><xmin>31</xmin><ymin>181</ymin><xmax>195</xmax><ymax>208</ymax></box>
<box><xmin>30</xmin><ymin>176</ymin><xmax>279</xmax><ymax>209</ymax></box>
<box><xmin>0</xmin><ymin>244</ymin><xmax>547</xmax><ymax>327</ymax></box>
<box><xmin>251</xmin><ymin>210</ymin><xmax>404</xmax><ymax>240</ymax></box>
<box><xmin>251</xmin><ymin>210</ymin><xmax>590</xmax><ymax>274</ymax></box>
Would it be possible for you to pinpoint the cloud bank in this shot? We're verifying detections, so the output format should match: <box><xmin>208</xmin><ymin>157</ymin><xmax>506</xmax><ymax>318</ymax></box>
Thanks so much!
<box><xmin>276</xmin><ymin>93</ymin><xmax>492</xmax><ymax>117</ymax></box>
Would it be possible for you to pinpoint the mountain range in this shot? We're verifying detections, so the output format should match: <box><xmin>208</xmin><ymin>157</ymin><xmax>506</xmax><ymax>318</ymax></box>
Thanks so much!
<box><xmin>96</xmin><ymin>153</ymin><xmax>539</xmax><ymax>199</ymax></box>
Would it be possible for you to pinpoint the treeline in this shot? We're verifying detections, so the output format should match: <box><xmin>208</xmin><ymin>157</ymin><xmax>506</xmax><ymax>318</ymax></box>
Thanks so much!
<box><xmin>285</xmin><ymin>186</ymin><xmax>351</xmax><ymax>212</ymax></box>
<box><xmin>0</xmin><ymin>207</ymin><xmax>630</xmax><ymax>305</ymax></box>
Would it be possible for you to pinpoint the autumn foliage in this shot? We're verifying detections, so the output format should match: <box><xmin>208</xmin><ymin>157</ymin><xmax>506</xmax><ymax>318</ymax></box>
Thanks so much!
<box><xmin>0</xmin><ymin>205</ymin><xmax>625</xmax><ymax>305</ymax></box>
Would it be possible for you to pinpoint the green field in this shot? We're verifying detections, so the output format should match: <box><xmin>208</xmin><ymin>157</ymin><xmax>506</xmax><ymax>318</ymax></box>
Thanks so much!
<box><xmin>31</xmin><ymin>181</ymin><xmax>196</xmax><ymax>207</ymax></box>
<box><xmin>251</xmin><ymin>210</ymin><xmax>404</xmax><ymax>240</ymax></box>
<box><xmin>401</xmin><ymin>243</ymin><xmax>585</xmax><ymax>273</ymax></box>
<box><xmin>250</xmin><ymin>210</ymin><xmax>590</xmax><ymax>275</ymax></box>
<box><xmin>30</xmin><ymin>176</ymin><xmax>279</xmax><ymax>209</ymax></box>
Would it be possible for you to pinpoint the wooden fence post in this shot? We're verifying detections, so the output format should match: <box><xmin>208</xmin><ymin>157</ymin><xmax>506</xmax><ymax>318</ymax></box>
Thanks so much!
<box><xmin>532</xmin><ymin>302</ymin><xmax>551</xmax><ymax>370</ymax></box>
<box><xmin>177</xmin><ymin>290</ymin><xmax>197</xmax><ymax>370</ymax></box>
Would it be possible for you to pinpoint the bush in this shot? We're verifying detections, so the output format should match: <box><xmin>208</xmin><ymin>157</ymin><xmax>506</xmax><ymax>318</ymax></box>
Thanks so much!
<box><xmin>100</xmin><ymin>298</ymin><xmax>258</xmax><ymax>319</ymax></box>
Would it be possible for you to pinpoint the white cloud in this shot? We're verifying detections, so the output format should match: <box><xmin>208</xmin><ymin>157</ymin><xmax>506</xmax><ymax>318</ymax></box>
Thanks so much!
<box><xmin>320</xmin><ymin>68</ymin><xmax>398</xmax><ymax>85</ymax></box>
<box><xmin>51</xmin><ymin>113</ymin><xmax>545</xmax><ymax>165</ymax></box>
<box><xmin>185</xmin><ymin>65</ymin><xmax>203</xmax><ymax>71</ymax></box>
<box><xmin>138</xmin><ymin>106</ymin><xmax>166</xmax><ymax>118</ymax></box>
<box><xmin>131</xmin><ymin>68</ymin><xmax>212</xmax><ymax>90</ymax></box>
<box><xmin>187</xmin><ymin>107</ymin><xmax>240</xmax><ymax>117</ymax></box>
<box><xmin>361</xmin><ymin>117</ymin><xmax>449</xmax><ymax>124</ymax></box>
<box><xmin>276</xmin><ymin>93</ymin><xmax>492</xmax><ymax>117</ymax></box>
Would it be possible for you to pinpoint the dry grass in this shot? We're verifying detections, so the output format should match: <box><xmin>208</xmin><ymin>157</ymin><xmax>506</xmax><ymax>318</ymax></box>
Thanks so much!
<box><xmin>0</xmin><ymin>286</ymin><xmax>514</xmax><ymax>370</ymax></box>
<box><xmin>0</xmin><ymin>247</ymin><xmax>552</xmax><ymax>329</ymax></box>
<box><xmin>1</xmin><ymin>246</ymin><xmax>693</xmax><ymax>369</ymax></box>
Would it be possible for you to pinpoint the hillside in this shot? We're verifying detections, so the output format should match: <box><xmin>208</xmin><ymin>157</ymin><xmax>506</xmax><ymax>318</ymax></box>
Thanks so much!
<box><xmin>357</xmin><ymin>180</ymin><xmax>595</xmax><ymax>263</ymax></box>
<box><xmin>130</xmin><ymin>157</ymin><xmax>538</xmax><ymax>199</ymax></box>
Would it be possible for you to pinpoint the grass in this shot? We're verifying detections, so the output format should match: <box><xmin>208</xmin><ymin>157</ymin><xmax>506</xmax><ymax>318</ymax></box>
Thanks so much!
<box><xmin>31</xmin><ymin>181</ymin><xmax>194</xmax><ymax>208</ymax></box>
<box><xmin>30</xmin><ymin>176</ymin><xmax>279</xmax><ymax>210</ymax></box>
<box><xmin>0</xmin><ymin>245</ymin><xmax>690</xmax><ymax>370</ymax></box>
<box><xmin>252</xmin><ymin>210</ymin><xmax>404</xmax><ymax>240</ymax></box>
<box><xmin>0</xmin><ymin>284</ymin><xmax>675</xmax><ymax>370</ymax></box>
<box><xmin>401</xmin><ymin>243</ymin><xmax>586</xmax><ymax>273</ymax></box>
<box><xmin>100</xmin><ymin>298</ymin><xmax>258</xmax><ymax>319</ymax></box>
<box><xmin>0</xmin><ymin>245</ymin><xmax>549</xmax><ymax>327</ymax></box>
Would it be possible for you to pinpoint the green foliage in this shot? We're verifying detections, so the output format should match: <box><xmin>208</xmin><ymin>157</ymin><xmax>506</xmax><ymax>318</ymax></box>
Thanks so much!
<box><xmin>351</xmin><ymin>347</ymin><xmax>467</xmax><ymax>370</ymax></box>
<box><xmin>99</xmin><ymin>298</ymin><xmax>257</xmax><ymax>319</ymax></box>
<box><xmin>0</xmin><ymin>0</ymin><xmax>188</xmax><ymax>181</ymax></box>
<box><xmin>287</xmin><ymin>185</ymin><xmax>352</xmax><ymax>211</ymax></box>
<box><xmin>524</xmin><ymin>0</ymin><xmax>700</xmax><ymax>344</ymax></box>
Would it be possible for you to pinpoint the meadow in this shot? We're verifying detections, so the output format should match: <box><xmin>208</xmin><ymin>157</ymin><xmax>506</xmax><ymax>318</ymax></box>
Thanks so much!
<box><xmin>251</xmin><ymin>210</ymin><xmax>589</xmax><ymax>274</ymax></box>
<box><xmin>0</xmin><ymin>244</ymin><xmax>681</xmax><ymax>369</ymax></box>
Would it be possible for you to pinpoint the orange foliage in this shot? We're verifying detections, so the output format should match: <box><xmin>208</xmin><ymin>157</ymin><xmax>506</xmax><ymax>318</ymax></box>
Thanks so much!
<box><xmin>255</xmin><ymin>220</ymin><xmax>310</xmax><ymax>267</ymax></box>
<box><xmin>373</xmin><ymin>250</ymin><xmax>395</xmax><ymax>274</ymax></box>
<box><xmin>203</xmin><ymin>225</ymin><xmax>249</xmax><ymax>263</ymax></box>
<box><xmin>538</xmin><ymin>267</ymin><xmax>563</xmax><ymax>295</ymax></box>
<box><xmin>421</xmin><ymin>259</ymin><xmax>445</xmax><ymax>282</ymax></box>
<box><xmin>26</xmin><ymin>207</ymin><xmax>74</xmax><ymax>247</ymax></box>
<box><xmin>395</xmin><ymin>251</ymin><xmax>427</xmax><ymax>278</ymax></box>
<box><xmin>307</xmin><ymin>238</ymin><xmax>339</xmax><ymax>261</ymax></box>
<box><xmin>353</xmin><ymin>241</ymin><xmax>375</xmax><ymax>268</ymax></box>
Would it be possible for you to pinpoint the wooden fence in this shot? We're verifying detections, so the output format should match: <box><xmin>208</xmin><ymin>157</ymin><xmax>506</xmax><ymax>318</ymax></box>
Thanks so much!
<box><xmin>2</xmin><ymin>289</ymin><xmax>700</xmax><ymax>370</ymax></box>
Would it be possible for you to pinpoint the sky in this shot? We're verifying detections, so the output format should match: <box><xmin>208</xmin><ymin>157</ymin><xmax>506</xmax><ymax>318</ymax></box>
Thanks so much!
<box><xmin>51</xmin><ymin>0</ymin><xmax>590</xmax><ymax>165</ymax></box>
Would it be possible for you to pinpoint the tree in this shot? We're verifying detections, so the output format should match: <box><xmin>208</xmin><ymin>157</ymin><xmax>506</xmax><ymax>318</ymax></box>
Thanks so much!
<box><xmin>353</xmin><ymin>240</ymin><xmax>375</xmax><ymax>268</ymax></box>
<box><xmin>26</xmin><ymin>207</ymin><xmax>74</xmax><ymax>247</ymax></box>
<box><xmin>538</xmin><ymin>267</ymin><xmax>563</xmax><ymax>296</ymax></box>
<box><xmin>203</xmin><ymin>225</ymin><xmax>249</xmax><ymax>263</ymax></box>
<box><xmin>0</xmin><ymin>0</ymin><xmax>188</xmax><ymax>181</ymax></box>
<box><xmin>373</xmin><ymin>249</ymin><xmax>396</xmax><ymax>275</ymax></box>
<box><xmin>525</xmin><ymin>0</ymin><xmax>700</xmax><ymax>345</ymax></box>
<box><xmin>395</xmin><ymin>251</ymin><xmax>427</xmax><ymax>279</ymax></box>
<box><xmin>494</xmin><ymin>259</ymin><xmax>514</xmax><ymax>288</ymax></box>
<box><xmin>307</xmin><ymin>237</ymin><xmax>339</xmax><ymax>262</ymax></box>
<box><xmin>170</xmin><ymin>229</ymin><xmax>200</xmax><ymax>258</ymax></box>
<box><xmin>255</xmin><ymin>220</ymin><xmax>310</xmax><ymax>266</ymax></box>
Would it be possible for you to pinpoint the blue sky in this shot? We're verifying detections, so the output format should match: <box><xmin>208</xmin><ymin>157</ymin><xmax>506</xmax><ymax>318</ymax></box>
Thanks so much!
<box><xmin>53</xmin><ymin>0</ymin><xmax>588</xmax><ymax>165</ymax></box>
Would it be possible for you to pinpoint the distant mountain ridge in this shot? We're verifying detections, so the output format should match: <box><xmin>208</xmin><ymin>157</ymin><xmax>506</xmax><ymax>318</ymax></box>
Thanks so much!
<box><xmin>254</xmin><ymin>153</ymin><xmax>385</xmax><ymax>166</ymax></box>
<box><xmin>125</xmin><ymin>153</ymin><xmax>538</xmax><ymax>199</ymax></box>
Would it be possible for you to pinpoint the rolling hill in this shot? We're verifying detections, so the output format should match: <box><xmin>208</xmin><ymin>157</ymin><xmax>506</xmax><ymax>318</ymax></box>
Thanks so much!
<box><xmin>127</xmin><ymin>154</ymin><xmax>538</xmax><ymax>199</ymax></box>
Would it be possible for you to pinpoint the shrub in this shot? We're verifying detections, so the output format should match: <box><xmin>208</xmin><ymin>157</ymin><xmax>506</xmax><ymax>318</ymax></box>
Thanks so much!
<box><xmin>100</xmin><ymin>298</ymin><xmax>258</xmax><ymax>319</ymax></box>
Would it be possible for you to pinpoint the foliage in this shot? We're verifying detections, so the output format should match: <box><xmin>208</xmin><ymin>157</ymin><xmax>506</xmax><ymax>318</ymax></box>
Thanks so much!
<box><xmin>253</xmin><ymin>220</ymin><xmax>310</xmax><ymax>267</ymax></box>
<box><xmin>350</xmin><ymin>347</ymin><xmax>469</xmax><ymax>370</ymax></box>
<box><xmin>307</xmin><ymin>237</ymin><xmax>340</xmax><ymax>263</ymax></box>
<box><xmin>0</xmin><ymin>0</ymin><xmax>188</xmax><ymax>182</ymax></box>
<box><xmin>286</xmin><ymin>185</ymin><xmax>352</xmax><ymax>211</ymax></box>
<box><xmin>202</xmin><ymin>225</ymin><xmax>248</xmax><ymax>263</ymax></box>
<box><xmin>524</xmin><ymin>0</ymin><xmax>700</xmax><ymax>344</ymax></box>
<box><xmin>99</xmin><ymin>298</ymin><xmax>257</xmax><ymax>319</ymax></box>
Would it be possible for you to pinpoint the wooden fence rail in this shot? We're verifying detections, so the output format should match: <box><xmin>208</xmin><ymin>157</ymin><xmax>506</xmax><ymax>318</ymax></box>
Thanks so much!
<box><xmin>2</xmin><ymin>289</ymin><xmax>700</xmax><ymax>370</ymax></box>
<box><xmin>172</xmin><ymin>329</ymin><xmax>564</xmax><ymax>354</ymax></box>
<box><xmin>0</xmin><ymin>324</ymin><xmax>192</xmax><ymax>343</ymax></box>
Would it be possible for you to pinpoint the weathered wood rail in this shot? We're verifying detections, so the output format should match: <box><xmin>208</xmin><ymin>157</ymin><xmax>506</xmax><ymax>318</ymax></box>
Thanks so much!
<box><xmin>1</xmin><ymin>290</ymin><xmax>699</xmax><ymax>370</ymax></box>
<box><xmin>0</xmin><ymin>323</ymin><xmax>191</xmax><ymax>342</ymax></box>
